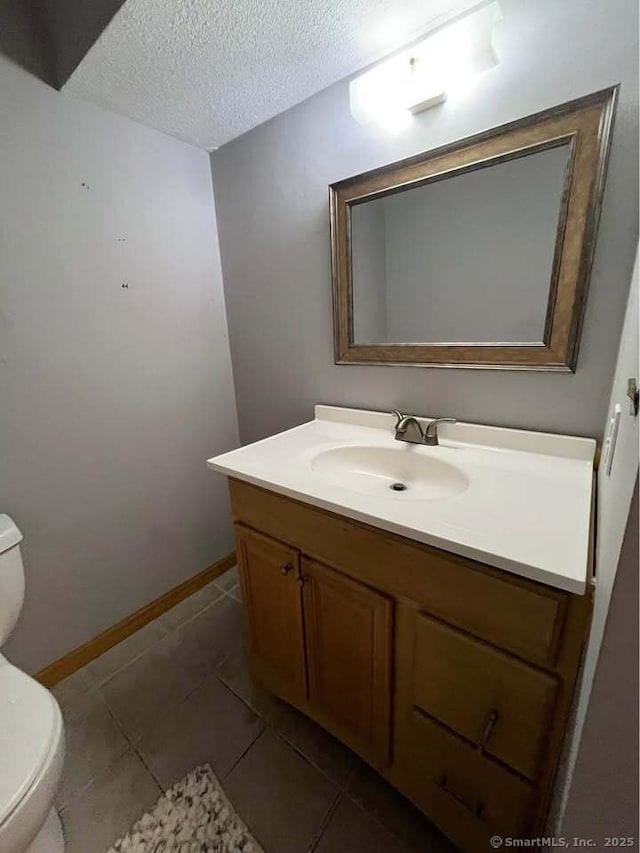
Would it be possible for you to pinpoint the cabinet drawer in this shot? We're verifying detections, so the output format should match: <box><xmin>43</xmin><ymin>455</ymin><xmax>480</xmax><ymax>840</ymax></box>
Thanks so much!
<box><xmin>412</xmin><ymin>614</ymin><xmax>558</xmax><ymax>779</ymax></box>
<box><xmin>398</xmin><ymin>709</ymin><xmax>534</xmax><ymax>848</ymax></box>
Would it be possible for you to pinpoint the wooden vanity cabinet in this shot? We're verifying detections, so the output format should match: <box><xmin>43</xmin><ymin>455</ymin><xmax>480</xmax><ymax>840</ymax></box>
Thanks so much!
<box><xmin>230</xmin><ymin>479</ymin><xmax>593</xmax><ymax>853</ymax></box>
<box><xmin>236</xmin><ymin>525</ymin><xmax>393</xmax><ymax>767</ymax></box>
<box><xmin>301</xmin><ymin>556</ymin><xmax>393</xmax><ymax>766</ymax></box>
<box><xmin>235</xmin><ymin>526</ymin><xmax>306</xmax><ymax>706</ymax></box>
<box><xmin>408</xmin><ymin>613</ymin><xmax>559</xmax><ymax>781</ymax></box>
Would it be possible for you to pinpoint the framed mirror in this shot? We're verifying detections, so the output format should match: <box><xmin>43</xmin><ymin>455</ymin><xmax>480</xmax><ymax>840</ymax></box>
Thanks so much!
<box><xmin>330</xmin><ymin>87</ymin><xmax>618</xmax><ymax>371</ymax></box>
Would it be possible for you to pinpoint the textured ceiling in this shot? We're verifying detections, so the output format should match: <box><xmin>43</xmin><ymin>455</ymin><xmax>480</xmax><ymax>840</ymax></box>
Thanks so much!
<box><xmin>64</xmin><ymin>0</ymin><xmax>481</xmax><ymax>150</ymax></box>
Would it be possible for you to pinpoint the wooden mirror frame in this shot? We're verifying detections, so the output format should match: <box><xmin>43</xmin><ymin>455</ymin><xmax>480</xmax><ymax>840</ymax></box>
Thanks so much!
<box><xmin>330</xmin><ymin>87</ymin><xmax>618</xmax><ymax>371</ymax></box>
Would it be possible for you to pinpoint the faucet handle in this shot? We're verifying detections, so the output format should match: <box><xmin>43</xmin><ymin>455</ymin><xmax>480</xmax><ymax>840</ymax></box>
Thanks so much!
<box><xmin>425</xmin><ymin>417</ymin><xmax>457</xmax><ymax>436</ymax></box>
<box><xmin>391</xmin><ymin>410</ymin><xmax>405</xmax><ymax>427</ymax></box>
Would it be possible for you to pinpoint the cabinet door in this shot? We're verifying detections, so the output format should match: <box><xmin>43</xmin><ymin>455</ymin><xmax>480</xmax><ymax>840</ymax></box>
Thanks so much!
<box><xmin>235</xmin><ymin>525</ymin><xmax>306</xmax><ymax>704</ymax></box>
<box><xmin>301</xmin><ymin>557</ymin><xmax>393</xmax><ymax>767</ymax></box>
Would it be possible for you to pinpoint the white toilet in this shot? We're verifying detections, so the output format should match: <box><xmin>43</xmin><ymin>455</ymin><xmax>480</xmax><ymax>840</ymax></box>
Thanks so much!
<box><xmin>0</xmin><ymin>515</ymin><xmax>65</xmax><ymax>852</ymax></box>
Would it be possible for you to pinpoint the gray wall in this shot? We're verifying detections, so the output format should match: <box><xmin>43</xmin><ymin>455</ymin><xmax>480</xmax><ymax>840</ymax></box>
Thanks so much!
<box><xmin>351</xmin><ymin>200</ymin><xmax>387</xmax><ymax>343</ymax></box>
<box><xmin>34</xmin><ymin>0</ymin><xmax>127</xmax><ymax>87</ymax></box>
<box><xmin>212</xmin><ymin>0</ymin><xmax>639</xmax><ymax>446</ymax></box>
<box><xmin>352</xmin><ymin>145</ymin><xmax>568</xmax><ymax>344</ymax></box>
<box><xmin>383</xmin><ymin>146</ymin><xmax>568</xmax><ymax>343</ymax></box>
<box><xmin>0</xmin><ymin>54</ymin><xmax>239</xmax><ymax>673</ymax></box>
<box><xmin>0</xmin><ymin>0</ymin><xmax>52</xmax><ymax>83</ymax></box>
<box><xmin>0</xmin><ymin>0</ymin><xmax>124</xmax><ymax>88</ymax></box>
<box><xmin>562</xmin><ymin>482</ymin><xmax>639</xmax><ymax>841</ymax></box>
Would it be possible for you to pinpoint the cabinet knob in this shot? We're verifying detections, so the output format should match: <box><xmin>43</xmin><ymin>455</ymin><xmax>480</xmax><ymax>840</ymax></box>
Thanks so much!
<box><xmin>298</xmin><ymin>574</ymin><xmax>309</xmax><ymax>588</ymax></box>
<box><xmin>281</xmin><ymin>563</ymin><xmax>293</xmax><ymax>576</ymax></box>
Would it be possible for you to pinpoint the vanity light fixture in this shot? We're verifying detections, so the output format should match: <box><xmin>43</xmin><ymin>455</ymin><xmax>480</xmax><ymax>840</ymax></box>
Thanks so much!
<box><xmin>350</xmin><ymin>1</ymin><xmax>502</xmax><ymax>131</ymax></box>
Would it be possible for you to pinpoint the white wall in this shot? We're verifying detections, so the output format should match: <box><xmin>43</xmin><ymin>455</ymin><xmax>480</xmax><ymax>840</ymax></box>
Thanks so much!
<box><xmin>212</xmin><ymin>0</ymin><xmax>638</xmax><ymax>446</ymax></box>
<box><xmin>0</xmin><ymin>55</ymin><xmax>240</xmax><ymax>673</ymax></box>
<box><xmin>552</xmin><ymin>245</ymin><xmax>640</xmax><ymax>829</ymax></box>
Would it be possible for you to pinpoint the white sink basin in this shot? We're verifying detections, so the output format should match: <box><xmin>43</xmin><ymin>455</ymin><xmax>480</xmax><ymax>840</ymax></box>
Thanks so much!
<box><xmin>310</xmin><ymin>445</ymin><xmax>469</xmax><ymax>500</ymax></box>
<box><xmin>207</xmin><ymin>405</ymin><xmax>597</xmax><ymax>593</ymax></box>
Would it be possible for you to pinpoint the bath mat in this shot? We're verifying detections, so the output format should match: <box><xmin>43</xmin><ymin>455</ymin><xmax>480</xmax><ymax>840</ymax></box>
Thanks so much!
<box><xmin>106</xmin><ymin>764</ymin><xmax>264</xmax><ymax>852</ymax></box>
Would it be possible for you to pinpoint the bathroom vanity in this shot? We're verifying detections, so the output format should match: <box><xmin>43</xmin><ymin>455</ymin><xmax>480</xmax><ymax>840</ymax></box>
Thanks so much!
<box><xmin>208</xmin><ymin>406</ymin><xmax>595</xmax><ymax>852</ymax></box>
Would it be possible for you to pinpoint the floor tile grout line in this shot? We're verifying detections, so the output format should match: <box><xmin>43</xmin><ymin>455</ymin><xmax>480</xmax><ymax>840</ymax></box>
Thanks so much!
<box><xmin>341</xmin><ymin>786</ymin><xmax>431</xmax><ymax>851</ymax></box>
<box><xmin>92</xmin><ymin>623</ymin><xmax>245</xmax><ymax>747</ymax></box>
<box><xmin>55</xmin><ymin>581</ymin><xmax>244</xmax><ymax>812</ymax></box>
<box><xmin>313</xmin><ymin>740</ymin><xmax>441</xmax><ymax>849</ymax></box>
<box><xmin>128</xmin><ymin>736</ymin><xmax>166</xmax><ymax>794</ymax></box>
<box><xmin>63</xmin><ymin>667</ymin><xmax>421</xmax><ymax>853</ymax></box>
<box><xmin>57</xmin><ymin>681</ymin><xmax>139</xmax><ymax>814</ymax></box>
<box><xmin>59</xmin><ymin>661</ymin><xmax>244</xmax><ymax>815</ymax></box>
<box><xmin>272</xmin><ymin>725</ymin><xmax>354</xmax><ymax>792</ymax></box>
<box><xmin>213</xmin><ymin>667</ymin><xmax>264</xmax><ymax>716</ymax></box>
<box><xmin>55</xmin><ymin>576</ymin><xmax>236</xmax><ymax>695</ymax></box>
<box><xmin>90</xmin><ymin>650</ymin><xmax>213</xmax><ymax>748</ymax></box>
<box><xmin>60</xmin><ymin>571</ymin><xmax>404</xmax><ymax>849</ymax></box>
<box><xmin>71</xmin><ymin>741</ymin><xmax>163</xmax><ymax>853</ymax></box>
<box><xmin>213</xmin><ymin>666</ymin><xmax>357</xmax><ymax>793</ymax></box>
<box><xmin>162</xmin><ymin>589</ymin><xmax>229</xmax><ymax>631</ymax></box>
<box><xmin>124</xmin><ymin>664</ymin><xmax>222</xmax><ymax>747</ymax></box>
<box><xmin>307</xmin><ymin>790</ymin><xmax>343</xmax><ymax>853</ymax></box>
<box><xmin>56</xmin><ymin>588</ymin><xmax>444</xmax><ymax>851</ymax></box>
<box><xmin>221</xmin><ymin>723</ymin><xmax>267</xmax><ymax>780</ymax></box>
<box><xmin>60</xmin><ymin>654</ymin><xmax>355</xmax><ymax>833</ymax></box>
<box><xmin>101</xmin><ymin>662</ymin><xmax>263</xmax><ymax>787</ymax></box>
<box><xmin>57</xmin><ymin>738</ymin><xmax>137</xmax><ymax>815</ymax></box>
<box><xmin>100</xmin><ymin>689</ymin><xmax>150</xmax><ymax>753</ymax></box>
<box><xmin>84</xmin><ymin>588</ymin><xmax>235</xmax><ymax>690</ymax></box>
<box><xmin>82</xmin><ymin>627</ymin><xmax>171</xmax><ymax>690</ymax></box>
<box><xmin>208</xmin><ymin>668</ymin><xmax>356</xmax><ymax>801</ymax></box>
<box><xmin>58</xmin><ymin>777</ymin><xmax>94</xmax><ymax>816</ymax></box>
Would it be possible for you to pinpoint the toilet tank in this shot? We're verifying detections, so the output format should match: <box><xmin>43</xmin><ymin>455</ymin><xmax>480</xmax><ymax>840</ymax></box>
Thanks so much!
<box><xmin>0</xmin><ymin>515</ymin><xmax>25</xmax><ymax>646</ymax></box>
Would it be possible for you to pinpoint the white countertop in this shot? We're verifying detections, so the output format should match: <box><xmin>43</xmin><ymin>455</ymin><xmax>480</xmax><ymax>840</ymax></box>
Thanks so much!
<box><xmin>207</xmin><ymin>406</ymin><xmax>596</xmax><ymax>594</ymax></box>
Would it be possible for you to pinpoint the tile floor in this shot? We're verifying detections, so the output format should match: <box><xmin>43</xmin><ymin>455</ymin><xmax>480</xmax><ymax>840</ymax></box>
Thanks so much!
<box><xmin>53</xmin><ymin>567</ymin><xmax>455</xmax><ymax>853</ymax></box>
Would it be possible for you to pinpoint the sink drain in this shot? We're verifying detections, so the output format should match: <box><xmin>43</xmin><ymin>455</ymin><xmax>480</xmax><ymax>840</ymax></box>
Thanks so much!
<box><xmin>389</xmin><ymin>482</ymin><xmax>408</xmax><ymax>492</ymax></box>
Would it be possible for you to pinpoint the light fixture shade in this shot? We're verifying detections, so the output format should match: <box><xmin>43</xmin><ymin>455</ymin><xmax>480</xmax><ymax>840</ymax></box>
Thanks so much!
<box><xmin>350</xmin><ymin>1</ymin><xmax>501</xmax><ymax>130</ymax></box>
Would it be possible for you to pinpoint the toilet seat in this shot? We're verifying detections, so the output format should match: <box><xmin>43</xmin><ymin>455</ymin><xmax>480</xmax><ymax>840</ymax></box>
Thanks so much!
<box><xmin>0</xmin><ymin>660</ymin><xmax>60</xmax><ymax>824</ymax></box>
<box><xmin>0</xmin><ymin>659</ymin><xmax>64</xmax><ymax>851</ymax></box>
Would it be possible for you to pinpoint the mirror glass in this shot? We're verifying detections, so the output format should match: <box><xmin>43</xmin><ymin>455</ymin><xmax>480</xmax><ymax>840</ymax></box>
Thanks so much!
<box><xmin>350</xmin><ymin>145</ymin><xmax>571</xmax><ymax>346</ymax></box>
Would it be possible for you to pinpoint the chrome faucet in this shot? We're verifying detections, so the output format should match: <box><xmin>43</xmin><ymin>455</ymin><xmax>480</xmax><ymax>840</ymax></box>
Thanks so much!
<box><xmin>392</xmin><ymin>411</ymin><xmax>457</xmax><ymax>447</ymax></box>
